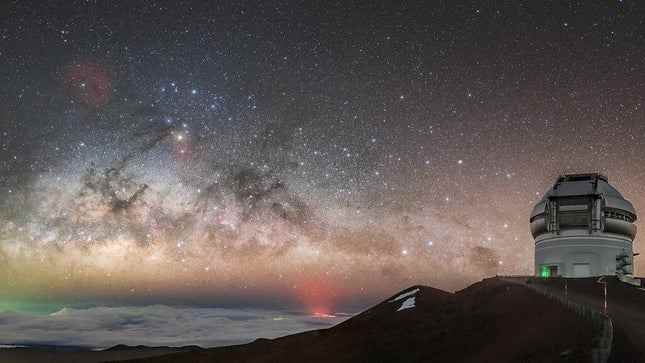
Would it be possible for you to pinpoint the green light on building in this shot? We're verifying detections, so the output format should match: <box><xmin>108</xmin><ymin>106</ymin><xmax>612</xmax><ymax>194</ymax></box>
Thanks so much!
<box><xmin>540</xmin><ymin>265</ymin><xmax>550</xmax><ymax>278</ymax></box>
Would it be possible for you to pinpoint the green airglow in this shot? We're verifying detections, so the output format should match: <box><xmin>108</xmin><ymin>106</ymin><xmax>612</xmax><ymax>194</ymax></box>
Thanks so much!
<box><xmin>0</xmin><ymin>300</ymin><xmax>63</xmax><ymax>315</ymax></box>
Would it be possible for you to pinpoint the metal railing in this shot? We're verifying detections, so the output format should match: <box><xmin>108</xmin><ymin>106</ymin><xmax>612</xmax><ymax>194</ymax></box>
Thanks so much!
<box><xmin>501</xmin><ymin>277</ymin><xmax>613</xmax><ymax>363</ymax></box>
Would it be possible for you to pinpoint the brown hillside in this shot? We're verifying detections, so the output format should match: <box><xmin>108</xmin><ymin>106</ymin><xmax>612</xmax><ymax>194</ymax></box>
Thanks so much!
<box><xmin>121</xmin><ymin>278</ymin><xmax>594</xmax><ymax>363</ymax></box>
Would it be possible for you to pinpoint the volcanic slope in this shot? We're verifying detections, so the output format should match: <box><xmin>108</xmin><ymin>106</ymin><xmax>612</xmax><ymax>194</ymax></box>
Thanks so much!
<box><xmin>121</xmin><ymin>278</ymin><xmax>594</xmax><ymax>363</ymax></box>
<box><xmin>523</xmin><ymin>276</ymin><xmax>645</xmax><ymax>361</ymax></box>
<box><xmin>0</xmin><ymin>345</ymin><xmax>200</xmax><ymax>363</ymax></box>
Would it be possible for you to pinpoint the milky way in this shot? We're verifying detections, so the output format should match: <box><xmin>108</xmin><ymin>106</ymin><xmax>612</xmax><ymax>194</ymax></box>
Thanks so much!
<box><xmin>2</xmin><ymin>1</ymin><xmax>645</xmax><ymax>314</ymax></box>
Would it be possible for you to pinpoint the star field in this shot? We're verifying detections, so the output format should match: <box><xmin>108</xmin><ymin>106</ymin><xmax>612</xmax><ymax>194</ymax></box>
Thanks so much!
<box><xmin>2</xmin><ymin>1</ymin><xmax>645</xmax><ymax>312</ymax></box>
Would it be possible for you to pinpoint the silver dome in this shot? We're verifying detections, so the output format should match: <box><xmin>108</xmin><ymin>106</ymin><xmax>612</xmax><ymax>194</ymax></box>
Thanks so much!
<box><xmin>530</xmin><ymin>173</ymin><xmax>637</xmax><ymax>240</ymax></box>
<box><xmin>531</xmin><ymin>173</ymin><xmax>637</xmax><ymax>278</ymax></box>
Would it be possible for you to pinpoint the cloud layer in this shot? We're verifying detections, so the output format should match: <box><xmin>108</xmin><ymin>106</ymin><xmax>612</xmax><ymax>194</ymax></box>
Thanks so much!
<box><xmin>0</xmin><ymin>305</ymin><xmax>348</xmax><ymax>348</ymax></box>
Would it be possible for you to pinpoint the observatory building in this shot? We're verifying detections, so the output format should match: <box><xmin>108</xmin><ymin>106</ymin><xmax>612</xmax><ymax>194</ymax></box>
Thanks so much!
<box><xmin>530</xmin><ymin>173</ymin><xmax>637</xmax><ymax>278</ymax></box>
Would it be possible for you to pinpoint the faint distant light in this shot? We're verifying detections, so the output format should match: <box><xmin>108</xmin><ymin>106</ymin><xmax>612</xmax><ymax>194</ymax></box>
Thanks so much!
<box><xmin>427</xmin><ymin>240</ymin><xmax>433</xmax><ymax>246</ymax></box>
<box><xmin>503</xmin><ymin>223</ymin><xmax>509</xmax><ymax>228</ymax></box>
<box><xmin>402</xmin><ymin>249</ymin><xmax>408</xmax><ymax>255</ymax></box>
<box><xmin>312</xmin><ymin>312</ymin><xmax>336</xmax><ymax>318</ymax></box>
<box><xmin>176</xmin><ymin>134</ymin><xmax>184</xmax><ymax>141</ymax></box>
<box><xmin>457</xmin><ymin>159</ymin><xmax>463</xmax><ymax>164</ymax></box>
<box><xmin>191</xmin><ymin>89</ymin><xmax>197</xmax><ymax>95</ymax></box>
<box><xmin>487</xmin><ymin>236</ymin><xmax>492</xmax><ymax>241</ymax></box>
<box><xmin>498</xmin><ymin>260</ymin><xmax>503</xmax><ymax>265</ymax></box>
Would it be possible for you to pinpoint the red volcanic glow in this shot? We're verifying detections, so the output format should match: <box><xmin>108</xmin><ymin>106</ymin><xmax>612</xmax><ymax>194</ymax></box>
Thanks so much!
<box><xmin>296</xmin><ymin>277</ymin><xmax>339</xmax><ymax>316</ymax></box>
<box><xmin>312</xmin><ymin>311</ymin><xmax>337</xmax><ymax>318</ymax></box>
<box><xmin>63</xmin><ymin>62</ymin><xmax>112</xmax><ymax>108</ymax></box>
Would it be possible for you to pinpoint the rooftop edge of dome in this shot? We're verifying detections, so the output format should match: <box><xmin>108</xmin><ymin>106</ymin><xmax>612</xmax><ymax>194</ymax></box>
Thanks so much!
<box><xmin>530</xmin><ymin>173</ymin><xmax>636</xmax><ymax>217</ymax></box>
<box><xmin>542</xmin><ymin>173</ymin><xmax>625</xmax><ymax>199</ymax></box>
<box><xmin>555</xmin><ymin>173</ymin><xmax>608</xmax><ymax>184</ymax></box>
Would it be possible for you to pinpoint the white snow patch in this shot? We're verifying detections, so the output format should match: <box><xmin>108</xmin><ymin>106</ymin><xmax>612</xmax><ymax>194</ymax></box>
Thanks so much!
<box><xmin>396</xmin><ymin>297</ymin><xmax>416</xmax><ymax>312</ymax></box>
<box><xmin>389</xmin><ymin>288</ymin><xmax>420</xmax><ymax>302</ymax></box>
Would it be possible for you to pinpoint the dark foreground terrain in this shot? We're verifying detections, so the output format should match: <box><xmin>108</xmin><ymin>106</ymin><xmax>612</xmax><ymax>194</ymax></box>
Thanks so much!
<box><xmin>513</xmin><ymin>276</ymin><xmax>645</xmax><ymax>362</ymax></box>
<box><xmin>120</xmin><ymin>278</ymin><xmax>595</xmax><ymax>363</ymax></box>
<box><xmin>2</xmin><ymin>277</ymin><xmax>609</xmax><ymax>363</ymax></box>
<box><xmin>0</xmin><ymin>345</ymin><xmax>200</xmax><ymax>363</ymax></box>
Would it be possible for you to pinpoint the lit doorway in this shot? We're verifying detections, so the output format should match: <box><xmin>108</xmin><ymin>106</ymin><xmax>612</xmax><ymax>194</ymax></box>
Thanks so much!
<box><xmin>539</xmin><ymin>264</ymin><xmax>559</xmax><ymax>277</ymax></box>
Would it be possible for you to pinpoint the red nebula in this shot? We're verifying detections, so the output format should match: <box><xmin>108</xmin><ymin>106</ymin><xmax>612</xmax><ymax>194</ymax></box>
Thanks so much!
<box><xmin>172</xmin><ymin>132</ymin><xmax>194</xmax><ymax>161</ymax></box>
<box><xmin>63</xmin><ymin>62</ymin><xmax>113</xmax><ymax>108</ymax></box>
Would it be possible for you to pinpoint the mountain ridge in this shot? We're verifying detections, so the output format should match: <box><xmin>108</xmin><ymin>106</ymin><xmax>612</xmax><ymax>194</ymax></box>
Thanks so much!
<box><xmin>119</xmin><ymin>278</ymin><xmax>595</xmax><ymax>363</ymax></box>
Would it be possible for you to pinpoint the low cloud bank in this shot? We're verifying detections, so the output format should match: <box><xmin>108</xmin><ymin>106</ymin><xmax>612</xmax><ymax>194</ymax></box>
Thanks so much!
<box><xmin>0</xmin><ymin>305</ymin><xmax>349</xmax><ymax>348</ymax></box>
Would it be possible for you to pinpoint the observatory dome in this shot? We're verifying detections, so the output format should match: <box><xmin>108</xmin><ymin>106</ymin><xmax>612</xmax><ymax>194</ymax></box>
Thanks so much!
<box><xmin>530</xmin><ymin>173</ymin><xmax>637</xmax><ymax>278</ymax></box>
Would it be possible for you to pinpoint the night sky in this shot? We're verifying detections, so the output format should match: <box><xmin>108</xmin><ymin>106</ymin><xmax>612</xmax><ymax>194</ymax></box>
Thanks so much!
<box><xmin>2</xmin><ymin>0</ymin><xmax>645</xmax><ymax>347</ymax></box>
